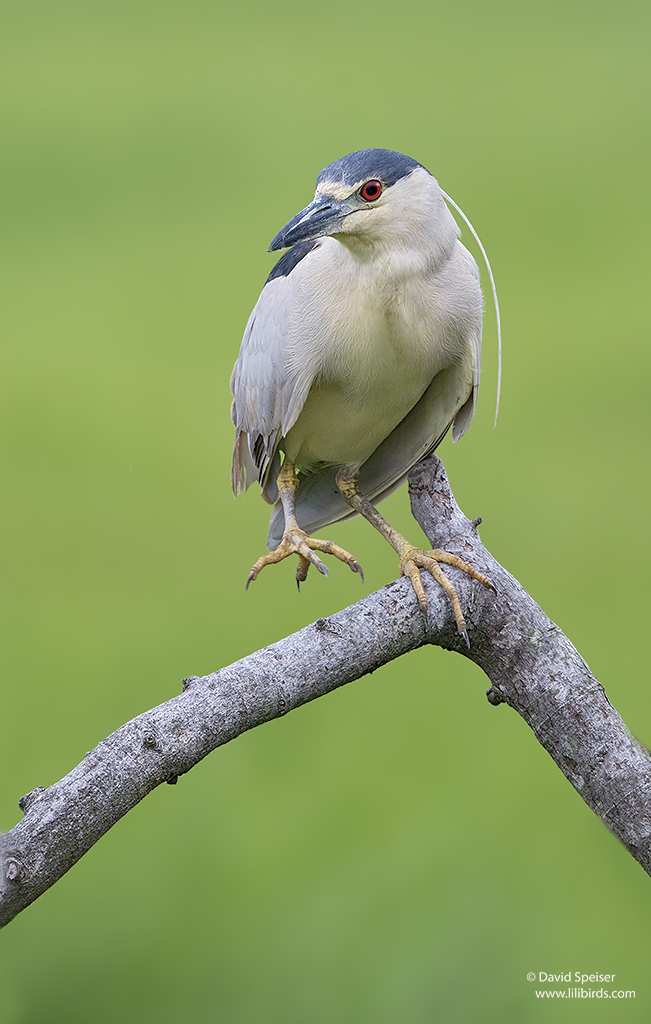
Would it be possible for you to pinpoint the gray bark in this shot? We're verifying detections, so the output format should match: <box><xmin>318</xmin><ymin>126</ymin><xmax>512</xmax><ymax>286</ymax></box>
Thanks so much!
<box><xmin>2</xmin><ymin>454</ymin><xmax>650</xmax><ymax>927</ymax></box>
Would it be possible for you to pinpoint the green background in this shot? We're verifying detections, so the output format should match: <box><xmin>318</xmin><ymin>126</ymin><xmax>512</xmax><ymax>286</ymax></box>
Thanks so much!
<box><xmin>2</xmin><ymin>0</ymin><xmax>650</xmax><ymax>1020</ymax></box>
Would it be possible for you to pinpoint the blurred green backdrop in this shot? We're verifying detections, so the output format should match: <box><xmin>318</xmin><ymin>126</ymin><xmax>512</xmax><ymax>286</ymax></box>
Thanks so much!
<box><xmin>2</xmin><ymin>0</ymin><xmax>651</xmax><ymax>1020</ymax></box>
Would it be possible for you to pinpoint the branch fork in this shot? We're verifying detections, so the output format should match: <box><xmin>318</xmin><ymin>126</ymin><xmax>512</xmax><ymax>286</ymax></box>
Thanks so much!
<box><xmin>2</xmin><ymin>454</ymin><xmax>650</xmax><ymax>927</ymax></box>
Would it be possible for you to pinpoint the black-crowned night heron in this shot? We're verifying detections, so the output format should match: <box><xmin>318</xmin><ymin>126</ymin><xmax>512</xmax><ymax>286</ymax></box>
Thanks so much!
<box><xmin>231</xmin><ymin>148</ymin><xmax>496</xmax><ymax>643</ymax></box>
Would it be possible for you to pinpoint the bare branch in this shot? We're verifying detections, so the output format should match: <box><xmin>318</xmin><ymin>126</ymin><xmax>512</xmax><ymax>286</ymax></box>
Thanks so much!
<box><xmin>2</xmin><ymin>454</ymin><xmax>650</xmax><ymax>927</ymax></box>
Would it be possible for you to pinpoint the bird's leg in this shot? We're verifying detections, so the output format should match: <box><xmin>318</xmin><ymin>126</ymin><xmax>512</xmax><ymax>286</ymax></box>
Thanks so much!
<box><xmin>247</xmin><ymin>460</ymin><xmax>364</xmax><ymax>589</ymax></box>
<box><xmin>335</xmin><ymin>468</ymin><xmax>494</xmax><ymax>643</ymax></box>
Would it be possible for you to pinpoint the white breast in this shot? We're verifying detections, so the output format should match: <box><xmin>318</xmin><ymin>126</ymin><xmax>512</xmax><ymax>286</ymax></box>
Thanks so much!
<box><xmin>282</xmin><ymin>236</ymin><xmax>480</xmax><ymax>471</ymax></box>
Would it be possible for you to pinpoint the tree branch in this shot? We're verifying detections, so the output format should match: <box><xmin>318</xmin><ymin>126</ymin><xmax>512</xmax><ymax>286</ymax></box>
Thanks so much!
<box><xmin>2</xmin><ymin>454</ymin><xmax>650</xmax><ymax>926</ymax></box>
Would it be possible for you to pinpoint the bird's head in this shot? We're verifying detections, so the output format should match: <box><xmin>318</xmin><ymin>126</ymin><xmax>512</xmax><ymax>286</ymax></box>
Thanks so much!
<box><xmin>268</xmin><ymin>149</ymin><xmax>457</xmax><ymax>259</ymax></box>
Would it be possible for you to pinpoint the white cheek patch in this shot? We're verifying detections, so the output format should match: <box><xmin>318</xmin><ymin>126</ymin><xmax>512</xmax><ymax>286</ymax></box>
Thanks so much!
<box><xmin>336</xmin><ymin>209</ymin><xmax>374</xmax><ymax>233</ymax></box>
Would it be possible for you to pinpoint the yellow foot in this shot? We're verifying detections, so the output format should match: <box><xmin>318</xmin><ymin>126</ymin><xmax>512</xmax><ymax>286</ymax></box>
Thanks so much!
<box><xmin>246</xmin><ymin>528</ymin><xmax>364</xmax><ymax>590</ymax></box>
<box><xmin>398</xmin><ymin>546</ymin><xmax>495</xmax><ymax>646</ymax></box>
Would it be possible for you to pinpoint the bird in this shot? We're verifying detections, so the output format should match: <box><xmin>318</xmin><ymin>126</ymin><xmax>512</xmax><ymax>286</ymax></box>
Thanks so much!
<box><xmin>230</xmin><ymin>148</ymin><xmax>495</xmax><ymax>644</ymax></box>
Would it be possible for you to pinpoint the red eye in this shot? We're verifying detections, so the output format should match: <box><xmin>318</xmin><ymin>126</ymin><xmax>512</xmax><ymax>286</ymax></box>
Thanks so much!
<box><xmin>359</xmin><ymin>179</ymin><xmax>382</xmax><ymax>202</ymax></box>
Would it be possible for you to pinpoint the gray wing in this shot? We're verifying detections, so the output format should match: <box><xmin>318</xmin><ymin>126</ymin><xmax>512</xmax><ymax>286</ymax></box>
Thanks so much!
<box><xmin>268</xmin><ymin>355</ymin><xmax>478</xmax><ymax>546</ymax></box>
<box><xmin>230</xmin><ymin>246</ymin><xmax>322</xmax><ymax>504</ymax></box>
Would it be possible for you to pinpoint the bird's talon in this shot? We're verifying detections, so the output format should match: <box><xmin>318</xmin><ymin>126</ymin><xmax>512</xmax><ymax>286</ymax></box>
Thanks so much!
<box><xmin>296</xmin><ymin>556</ymin><xmax>310</xmax><ymax>589</ymax></box>
<box><xmin>246</xmin><ymin>527</ymin><xmax>357</xmax><ymax>588</ymax></box>
<box><xmin>400</xmin><ymin>545</ymin><xmax>489</xmax><ymax>642</ymax></box>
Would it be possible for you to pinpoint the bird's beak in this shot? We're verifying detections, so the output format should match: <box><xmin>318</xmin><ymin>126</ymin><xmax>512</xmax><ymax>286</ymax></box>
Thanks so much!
<box><xmin>268</xmin><ymin>195</ymin><xmax>353</xmax><ymax>251</ymax></box>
